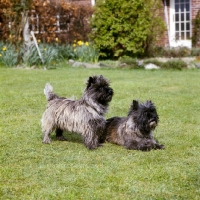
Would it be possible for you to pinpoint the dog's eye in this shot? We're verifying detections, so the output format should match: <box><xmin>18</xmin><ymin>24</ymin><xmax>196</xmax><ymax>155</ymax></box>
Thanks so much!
<box><xmin>99</xmin><ymin>87</ymin><xmax>104</xmax><ymax>92</ymax></box>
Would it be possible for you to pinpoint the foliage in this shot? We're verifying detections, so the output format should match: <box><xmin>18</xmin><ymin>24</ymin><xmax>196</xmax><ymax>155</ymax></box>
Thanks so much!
<box><xmin>191</xmin><ymin>48</ymin><xmax>200</xmax><ymax>56</ymax></box>
<box><xmin>118</xmin><ymin>57</ymin><xmax>143</xmax><ymax>69</ymax></box>
<box><xmin>55</xmin><ymin>43</ymin><xmax>75</xmax><ymax>60</ymax></box>
<box><xmin>29</xmin><ymin>0</ymin><xmax>93</xmax><ymax>44</ymax></box>
<box><xmin>0</xmin><ymin>0</ymin><xmax>93</xmax><ymax>44</ymax></box>
<box><xmin>0</xmin><ymin>40</ymin><xmax>99</xmax><ymax>68</ymax></box>
<box><xmin>0</xmin><ymin>0</ymin><xmax>32</xmax><ymax>43</ymax></box>
<box><xmin>0</xmin><ymin>67</ymin><xmax>200</xmax><ymax>199</ymax></box>
<box><xmin>146</xmin><ymin>46</ymin><xmax>191</xmax><ymax>58</ymax></box>
<box><xmin>90</xmin><ymin>0</ymin><xmax>166</xmax><ymax>59</ymax></box>
<box><xmin>144</xmin><ymin>58</ymin><xmax>187</xmax><ymax>70</ymax></box>
<box><xmin>20</xmin><ymin>45</ymin><xmax>41</xmax><ymax>67</ymax></box>
<box><xmin>40</xmin><ymin>44</ymin><xmax>58</xmax><ymax>68</ymax></box>
<box><xmin>0</xmin><ymin>42</ymin><xmax>18</xmax><ymax>67</ymax></box>
<box><xmin>73</xmin><ymin>41</ymin><xmax>99</xmax><ymax>63</ymax></box>
<box><xmin>192</xmin><ymin>10</ymin><xmax>200</xmax><ymax>47</ymax></box>
<box><xmin>20</xmin><ymin>43</ymin><xmax>59</xmax><ymax>68</ymax></box>
<box><xmin>162</xmin><ymin>59</ymin><xmax>187</xmax><ymax>70</ymax></box>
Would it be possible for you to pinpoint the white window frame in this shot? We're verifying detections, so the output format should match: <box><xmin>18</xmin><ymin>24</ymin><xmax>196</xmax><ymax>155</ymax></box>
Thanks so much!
<box><xmin>169</xmin><ymin>0</ymin><xmax>191</xmax><ymax>48</ymax></box>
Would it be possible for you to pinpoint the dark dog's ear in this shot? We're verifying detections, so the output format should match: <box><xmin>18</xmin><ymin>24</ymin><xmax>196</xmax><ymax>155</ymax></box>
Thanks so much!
<box><xmin>132</xmin><ymin>100</ymin><xmax>139</xmax><ymax>111</ymax></box>
<box><xmin>86</xmin><ymin>76</ymin><xmax>95</xmax><ymax>89</ymax></box>
<box><xmin>128</xmin><ymin>100</ymin><xmax>139</xmax><ymax>116</ymax></box>
<box><xmin>145</xmin><ymin>100</ymin><xmax>155</xmax><ymax>109</ymax></box>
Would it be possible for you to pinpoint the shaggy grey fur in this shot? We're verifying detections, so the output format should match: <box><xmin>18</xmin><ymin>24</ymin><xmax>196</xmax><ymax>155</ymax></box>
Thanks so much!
<box><xmin>41</xmin><ymin>75</ymin><xmax>113</xmax><ymax>150</ymax></box>
<box><xmin>104</xmin><ymin>100</ymin><xmax>164</xmax><ymax>151</ymax></box>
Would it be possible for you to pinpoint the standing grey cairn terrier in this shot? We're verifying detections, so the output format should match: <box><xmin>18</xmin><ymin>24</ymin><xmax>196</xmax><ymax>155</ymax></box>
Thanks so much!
<box><xmin>103</xmin><ymin>100</ymin><xmax>164</xmax><ymax>151</ymax></box>
<box><xmin>41</xmin><ymin>75</ymin><xmax>113</xmax><ymax>150</ymax></box>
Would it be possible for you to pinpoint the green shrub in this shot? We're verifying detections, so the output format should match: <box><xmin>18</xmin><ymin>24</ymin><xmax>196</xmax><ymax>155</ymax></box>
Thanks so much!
<box><xmin>0</xmin><ymin>43</ymin><xmax>19</xmax><ymax>67</ymax></box>
<box><xmin>20</xmin><ymin>45</ymin><xmax>41</xmax><ymax>67</ymax></box>
<box><xmin>162</xmin><ymin>59</ymin><xmax>187</xmax><ymax>70</ymax></box>
<box><xmin>119</xmin><ymin>57</ymin><xmax>143</xmax><ymax>69</ymax></box>
<box><xmin>191</xmin><ymin>48</ymin><xmax>200</xmax><ymax>56</ymax></box>
<box><xmin>146</xmin><ymin>46</ymin><xmax>191</xmax><ymax>58</ymax></box>
<box><xmin>90</xmin><ymin>0</ymin><xmax>165</xmax><ymax>59</ymax></box>
<box><xmin>73</xmin><ymin>41</ymin><xmax>99</xmax><ymax>63</ymax></box>
<box><xmin>144</xmin><ymin>58</ymin><xmax>187</xmax><ymax>70</ymax></box>
<box><xmin>144</xmin><ymin>58</ymin><xmax>163</xmax><ymax>67</ymax></box>
<box><xmin>56</xmin><ymin>44</ymin><xmax>75</xmax><ymax>60</ymax></box>
<box><xmin>40</xmin><ymin>44</ymin><xmax>58</xmax><ymax>68</ymax></box>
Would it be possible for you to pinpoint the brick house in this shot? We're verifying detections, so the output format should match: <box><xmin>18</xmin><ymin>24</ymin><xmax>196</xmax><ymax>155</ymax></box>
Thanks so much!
<box><xmin>72</xmin><ymin>0</ymin><xmax>200</xmax><ymax>48</ymax></box>
<box><xmin>162</xmin><ymin>0</ymin><xmax>200</xmax><ymax>48</ymax></box>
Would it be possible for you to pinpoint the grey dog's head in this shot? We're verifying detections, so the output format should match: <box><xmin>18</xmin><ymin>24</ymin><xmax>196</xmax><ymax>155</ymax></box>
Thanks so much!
<box><xmin>128</xmin><ymin>100</ymin><xmax>159</xmax><ymax>135</ymax></box>
<box><xmin>84</xmin><ymin>75</ymin><xmax>114</xmax><ymax>106</ymax></box>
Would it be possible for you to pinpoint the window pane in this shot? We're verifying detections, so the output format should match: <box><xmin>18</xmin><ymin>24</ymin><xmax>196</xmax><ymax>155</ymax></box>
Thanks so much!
<box><xmin>175</xmin><ymin>0</ymin><xmax>180</xmax><ymax>3</ymax></box>
<box><xmin>181</xmin><ymin>32</ymin><xmax>185</xmax><ymax>40</ymax></box>
<box><xmin>186</xmin><ymin>3</ymin><xmax>189</xmax><ymax>12</ymax></box>
<box><xmin>186</xmin><ymin>22</ymin><xmax>190</xmax><ymax>30</ymax></box>
<box><xmin>175</xmin><ymin>4</ymin><xmax>179</xmax><ymax>12</ymax></box>
<box><xmin>175</xmin><ymin>32</ymin><xmax>180</xmax><ymax>40</ymax></box>
<box><xmin>181</xmin><ymin>4</ymin><xmax>184</xmax><ymax>12</ymax></box>
<box><xmin>175</xmin><ymin>14</ymin><xmax>179</xmax><ymax>21</ymax></box>
<box><xmin>175</xmin><ymin>23</ymin><xmax>179</xmax><ymax>31</ymax></box>
<box><xmin>186</xmin><ymin>32</ymin><xmax>190</xmax><ymax>39</ymax></box>
<box><xmin>181</xmin><ymin>23</ymin><xmax>184</xmax><ymax>31</ymax></box>
<box><xmin>181</xmin><ymin>13</ymin><xmax>184</xmax><ymax>21</ymax></box>
<box><xmin>186</xmin><ymin>13</ymin><xmax>190</xmax><ymax>21</ymax></box>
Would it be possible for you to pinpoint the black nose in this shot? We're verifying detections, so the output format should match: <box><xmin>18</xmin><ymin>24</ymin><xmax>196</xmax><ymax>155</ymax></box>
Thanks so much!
<box><xmin>108</xmin><ymin>88</ymin><xmax>113</xmax><ymax>95</ymax></box>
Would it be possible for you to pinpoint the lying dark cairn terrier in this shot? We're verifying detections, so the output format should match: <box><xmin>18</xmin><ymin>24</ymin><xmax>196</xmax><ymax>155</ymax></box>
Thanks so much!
<box><xmin>41</xmin><ymin>75</ymin><xmax>113</xmax><ymax>150</ymax></box>
<box><xmin>102</xmin><ymin>100</ymin><xmax>164</xmax><ymax>151</ymax></box>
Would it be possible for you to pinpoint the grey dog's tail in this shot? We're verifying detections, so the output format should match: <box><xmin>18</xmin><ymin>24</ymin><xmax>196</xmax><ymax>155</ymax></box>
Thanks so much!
<box><xmin>44</xmin><ymin>83</ymin><xmax>59</xmax><ymax>101</ymax></box>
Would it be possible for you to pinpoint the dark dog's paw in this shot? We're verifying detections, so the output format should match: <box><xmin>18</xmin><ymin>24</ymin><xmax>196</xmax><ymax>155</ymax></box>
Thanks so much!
<box><xmin>154</xmin><ymin>143</ymin><xmax>165</xmax><ymax>150</ymax></box>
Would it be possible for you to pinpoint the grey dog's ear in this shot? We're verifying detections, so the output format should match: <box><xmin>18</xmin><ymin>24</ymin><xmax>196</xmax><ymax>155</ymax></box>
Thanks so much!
<box><xmin>86</xmin><ymin>76</ymin><xmax>95</xmax><ymax>89</ymax></box>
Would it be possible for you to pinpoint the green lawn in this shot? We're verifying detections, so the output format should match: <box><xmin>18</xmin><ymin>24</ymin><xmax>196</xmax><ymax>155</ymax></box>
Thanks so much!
<box><xmin>0</xmin><ymin>65</ymin><xmax>200</xmax><ymax>199</ymax></box>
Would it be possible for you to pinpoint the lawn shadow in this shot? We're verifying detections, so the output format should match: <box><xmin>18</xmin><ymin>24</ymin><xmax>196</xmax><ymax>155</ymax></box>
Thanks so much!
<box><xmin>51</xmin><ymin>131</ymin><xmax>83</xmax><ymax>144</ymax></box>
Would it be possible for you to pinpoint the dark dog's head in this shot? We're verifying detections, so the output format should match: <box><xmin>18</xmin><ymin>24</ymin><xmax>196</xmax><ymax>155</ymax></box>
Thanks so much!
<box><xmin>85</xmin><ymin>75</ymin><xmax>114</xmax><ymax>106</ymax></box>
<box><xmin>128</xmin><ymin>100</ymin><xmax>159</xmax><ymax>135</ymax></box>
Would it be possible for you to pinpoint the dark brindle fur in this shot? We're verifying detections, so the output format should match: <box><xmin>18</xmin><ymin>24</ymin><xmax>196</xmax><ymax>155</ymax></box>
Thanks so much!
<box><xmin>104</xmin><ymin>100</ymin><xmax>164</xmax><ymax>151</ymax></box>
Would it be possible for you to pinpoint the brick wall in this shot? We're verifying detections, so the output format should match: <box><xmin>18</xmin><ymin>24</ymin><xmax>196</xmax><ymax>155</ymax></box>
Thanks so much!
<box><xmin>157</xmin><ymin>0</ymin><xmax>170</xmax><ymax>47</ymax></box>
<box><xmin>191</xmin><ymin>0</ymin><xmax>200</xmax><ymax>20</ymax></box>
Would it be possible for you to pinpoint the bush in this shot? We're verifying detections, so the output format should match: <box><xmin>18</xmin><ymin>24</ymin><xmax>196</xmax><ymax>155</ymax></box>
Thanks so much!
<box><xmin>0</xmin><ymin>40</ymin><xmax>100</xmax><ymax>68</ymax></box>
<box><xmin>191</xmin><ymin>48</ymin><xmax>200</xmax><ymax>56</ymax></box>
<box><xmin>73</xmin><ymin>41</ymin><xmax>99</xmax><ymax>63</ymax></box>
<box><xmin>146</xmin><ymin>46</ymin><xmax>191</xmax><ymax>58</ymax></box>
<box><xmin>0</xmin><ymin>42</ymin><xmax>19</xmax><ymax>67</ymax></box>
<box><xmin>162</xmin><ymin>59</ymin><xmax>187</xmax><ymax>70</ymax></box>
<box><xmin>144</xmin><ymin>58</ymin><xmax>163</xmax><ymax>67</ymax></box>
<box><xmin>144</xmin><ymin>58</ymin><xmax>187</xmax><ymax>70</ymax></box>
<box><xmin>90</xmin><ymin>0</ymin><xmax>165</xmax><ymax>59</ymax></box>
<box><xmin>119</xmin><ymin>57</ymin><xmax>143</xmax><ymax>69</ymax></box>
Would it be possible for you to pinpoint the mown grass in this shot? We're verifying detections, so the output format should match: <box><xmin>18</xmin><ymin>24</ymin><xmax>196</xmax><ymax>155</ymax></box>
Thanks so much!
<box><xmin>0</xmin><ymin>65</ymin><xmax>200</xmax><ymax>199</ymax></box>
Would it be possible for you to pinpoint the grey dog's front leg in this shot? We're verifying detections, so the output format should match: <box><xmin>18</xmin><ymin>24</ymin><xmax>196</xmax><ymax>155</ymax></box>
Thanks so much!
<box><xmin>42</xmin><ymin>132</ymin><xmax>51</xmax><ymax>144</ymax></box>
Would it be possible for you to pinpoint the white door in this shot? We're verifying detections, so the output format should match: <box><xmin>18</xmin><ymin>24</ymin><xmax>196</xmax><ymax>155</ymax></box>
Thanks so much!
<box><xmin>169</xmin><ymin>0</ymin><xmax>191</xmax><ymax>48</ymax></box>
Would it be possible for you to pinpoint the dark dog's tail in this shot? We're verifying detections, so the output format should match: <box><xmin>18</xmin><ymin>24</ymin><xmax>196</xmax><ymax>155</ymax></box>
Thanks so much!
<box><xmin>44</xmin><ymin>83</ymin><xmax>59</xmax><ymax>101</ymax></box>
